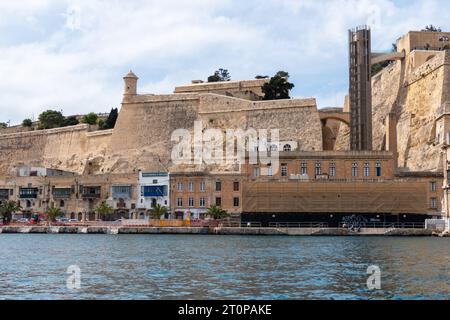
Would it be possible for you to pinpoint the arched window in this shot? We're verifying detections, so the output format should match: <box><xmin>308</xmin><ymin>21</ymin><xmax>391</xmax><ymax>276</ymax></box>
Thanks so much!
<box><xmin>376</xmin><ymin>162</ymin><xmax>382</xmax><ymax>177</ymax></box>
<box><xmin>352</xmin><ymin>163</ymin><xmax>358</xmax><ymax>177</ymax></box>
<box><xmin>283</xmin><ymin>144</ymin><xmax>292</xmax><ymax>152</ymax></box>
<box><xmin>59</xmin><ymin>200</ymin><xmax>65</xmax><ymax>208</ymax></box>
<box><xmin>329</xmin><ymin>162</ymin><xmax>336</xmax><ymax>177</ymax></box>
<box><xmin>315</xmin><ymin>161</ymin><xmax>322</xmax><ymax>175</ymax></box>
<box><xmin>364</xmin><ymin>162</ymin><xmax>370</xmax><ymax>177</ymax></box>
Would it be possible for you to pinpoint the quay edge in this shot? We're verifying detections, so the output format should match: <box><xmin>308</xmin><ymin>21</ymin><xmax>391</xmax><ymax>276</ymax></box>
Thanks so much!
<box><xmin>0</xmin><ymin>226</ymin><xmax>436</xmax><ymax>236</ymax></box>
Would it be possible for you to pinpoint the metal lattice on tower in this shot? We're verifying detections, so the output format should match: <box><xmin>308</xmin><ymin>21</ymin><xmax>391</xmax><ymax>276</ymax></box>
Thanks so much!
<box><xmin>349</xmin><ymin>26</ymin><xmax>372</xmax><ymax>151</ymax></box>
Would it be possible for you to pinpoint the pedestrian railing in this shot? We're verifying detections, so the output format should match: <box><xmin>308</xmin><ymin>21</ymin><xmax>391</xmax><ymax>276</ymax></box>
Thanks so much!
<box><xmin>339</xmin><ymin>222</ymin><xmax>425</xmax><ymax>229</ymax></box>
<box><xmin>268</xmin><ymin>222</ymin><xmax>329</xmax><ymax>228</ymax></box>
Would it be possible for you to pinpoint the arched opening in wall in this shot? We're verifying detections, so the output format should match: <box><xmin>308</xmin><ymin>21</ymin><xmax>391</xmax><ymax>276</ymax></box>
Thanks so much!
<box><xmin>321</xmin><ymin>118</ymin><xmax>349</xmax><ymax>151</ymax></box>
<box><xmin>115</xmin><ymin>210</ymin><xmax>127</xmax><ymax>220</ymax></box>
<box><xmin>88</xmin><ymin>212</ymin><xmax>95</xmax><ymax>221</ymax></box>
<box><xmin>283</xmin><ymin>144</ymin><xmax>292</xmax><ymax>152</ymax></box>
<box><xmin>78</xmin><ymin>212</ymin><xmax>83</xmax><ymax>221</ymax></box>
<box><xmin>70</xmin><ymin>212</ymin><xmax>75</xmax><ymax>220</ymax></box>
<box><xmin>322</xmin><ymin>125</ymin><xmax>336</xmax><ymax>151</ymax></box>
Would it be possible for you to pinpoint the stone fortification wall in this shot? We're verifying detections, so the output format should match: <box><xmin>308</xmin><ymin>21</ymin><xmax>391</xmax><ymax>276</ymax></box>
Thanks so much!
<box><xmin>335</xmin><ymin>50</ymin><xmax>450</xmax><ymax>172</ymax></box>
<box><xmin>98</xmin><ymin>93</ymin><xmax>323</xmax><ymax>174</ymax></box>
<box><xmin>0</xmin><ymin>124</ymin><xmax>112</xmax><ymax>176</ymax></box>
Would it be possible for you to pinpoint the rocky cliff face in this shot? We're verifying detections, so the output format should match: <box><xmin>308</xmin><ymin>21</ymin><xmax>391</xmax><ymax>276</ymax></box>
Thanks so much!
<box><xmin>335</xmin><ymin>50</ymin><xmax>450</xmax><ymax>172</ymax></box>
<box><xmin>0</xmin><ymin>125</ymin><xmax>112</xmax><ymax>176</ymax></box>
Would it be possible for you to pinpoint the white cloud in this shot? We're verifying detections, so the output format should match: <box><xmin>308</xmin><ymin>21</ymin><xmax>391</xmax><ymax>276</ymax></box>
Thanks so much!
<box><xmin>0</xmin><ymin>0</ymin><xmax>450</xmax><ymax>124</ymax></box>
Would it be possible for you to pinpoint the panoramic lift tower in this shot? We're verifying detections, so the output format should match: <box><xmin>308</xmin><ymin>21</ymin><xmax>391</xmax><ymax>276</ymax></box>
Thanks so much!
<box><xmin>349</xmin><ymin>26</ymin><xmax>372</xmax><ymax>151</ymax></box>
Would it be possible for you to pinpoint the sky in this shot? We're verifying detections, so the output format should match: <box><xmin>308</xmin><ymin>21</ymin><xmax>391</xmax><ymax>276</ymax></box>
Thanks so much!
<box><xmin>1</xmin><ymin>0</ymin><xmax>450</xmax><ymax>125</ymax></box>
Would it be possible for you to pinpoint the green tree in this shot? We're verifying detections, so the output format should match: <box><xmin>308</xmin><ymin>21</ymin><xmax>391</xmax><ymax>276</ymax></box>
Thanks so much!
<box><xmin>81</xmin><ymin>112</ymin><xmax>98</xmax><ymax>125</ymax></box>
<box><xmin>422</xmin><ymin>25</ymin><xmax>442</xmax><ymax>32</ymax></box>
<box><xmin>46</xmin><ymin>207</ymin><xmax>62</xmax><ymax>224</ymax></box>
<box><xmin>95</xmin><ymin>201</ymin><xmax>114</xmax><ymax>221</ymax></box>
<box><xmin>38</xmin><ymin>110</ymin><xmax>65</xmax><ymax>129</ymax></box>
<box><xmin>100</xmin><ymin>108</ymin><xmax>119</xmax><ymax>130</ymax></box>
<box><xmin>207</xmin><ymin>68</ymin><xmax>231</xmax><ymax>82</ymax></box>
<box><xmin>275</xmin><ymin>71</ymin><xmax>290</xmax><ymax>78</ymax></box>
<box><xmin>0</xmin><ymin>122</ymin><xmax>7</xmax><ymax>129</ymax></box>
<box><xmin>149</xmin><ymin>203</ymin><xmax>168</xmax><ymax>220</ymax></box>
<box><xmin>62</xmin><ymin>116</ymin><xmax>80</xmax><ymax>127</ymax></box>
<box><xmin>206</xmin><ymin>205</ymin><xmax>229</xmax><ymax>220</ymax></box>
<box><xmin>22</xmin><ymin>119</ymin><xmax>33</xmax><ymax>127</ymax></box>
<box><xmin>0</xmin><ymin>200</ymin><xmax>21</xmax><ymax>224</ymax></box>
<box><xmin>262</xmin><ymin>71</ymin><xmax>295</xmax><ymax>100</ymax></box>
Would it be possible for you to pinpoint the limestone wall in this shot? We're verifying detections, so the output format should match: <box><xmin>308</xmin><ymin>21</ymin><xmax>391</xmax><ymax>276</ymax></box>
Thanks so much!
<box><xmin>335</xmin><ymin>50</ymin><xmax>450</xmax><ymax>172</ymax></box>
<box><xmin>100</xmin><ymin>93</ymin><xmax>322</xmax><ymax>175</ymax></box>
<box><xmin>0</xmin><ymin>125</ymin><xmax>112</xmax><ymax>176</ymax></box>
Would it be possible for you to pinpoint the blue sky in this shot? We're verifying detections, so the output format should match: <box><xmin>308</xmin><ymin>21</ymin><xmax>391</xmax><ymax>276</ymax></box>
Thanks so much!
<box><xmin>1</xmin><ymin>0</ymin><xmax>450</xmax><ymax>125</ymax></box>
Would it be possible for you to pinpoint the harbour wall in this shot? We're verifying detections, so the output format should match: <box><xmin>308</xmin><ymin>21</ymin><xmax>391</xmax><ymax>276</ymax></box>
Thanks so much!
<box><xmin>0</xmin><ymin>226</ymin><xmax>433</xmax><ymax>236</ymax></box>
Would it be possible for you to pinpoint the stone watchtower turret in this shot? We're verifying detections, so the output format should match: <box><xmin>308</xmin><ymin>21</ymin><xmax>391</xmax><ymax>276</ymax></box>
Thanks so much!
<box><xmin>123</xmin><ymin>70</ymin><xmax>138</xmax><ymax>96</ymax></box>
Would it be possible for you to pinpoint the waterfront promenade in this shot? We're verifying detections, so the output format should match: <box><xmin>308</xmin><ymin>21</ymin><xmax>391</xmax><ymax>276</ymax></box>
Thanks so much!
<box><xmin>0</xmin><ymin>225</ymin><xmax>437</xmax><ymax>236</ymax></box>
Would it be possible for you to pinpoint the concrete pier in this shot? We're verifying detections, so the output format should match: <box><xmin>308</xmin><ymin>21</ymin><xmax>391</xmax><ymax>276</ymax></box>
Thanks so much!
<box><xmin>0</xmin><ymin>226</ymin><xmax>434</xmax><ymax>236</ymax></box>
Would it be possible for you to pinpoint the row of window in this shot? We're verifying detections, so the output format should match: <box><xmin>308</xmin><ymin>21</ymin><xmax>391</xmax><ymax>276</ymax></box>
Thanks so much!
<box><xmin>253</xmin><ymin>162</ymin><xmax>383</xmax><ymax>178</ymax></box>
<box><xmin>176</xmin><ymin>181</ymin><xmax>240</xmax><ymax>193</ymax></box>
<box><xmin>176</xmin><ymin>197</ymin><xmax>240</xmax><ymax>208</ymax></box>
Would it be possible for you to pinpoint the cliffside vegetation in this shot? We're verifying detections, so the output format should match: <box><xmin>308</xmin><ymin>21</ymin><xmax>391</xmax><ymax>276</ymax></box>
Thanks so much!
<box><xmin>207</xmin><ymin>68</ymin><xmax>231</xmax><ymax>82</ymax></box>
<box><xmin>262</xmin><ymin>71</ymin><xmax>295</xmax><ymax>100</ymax></box>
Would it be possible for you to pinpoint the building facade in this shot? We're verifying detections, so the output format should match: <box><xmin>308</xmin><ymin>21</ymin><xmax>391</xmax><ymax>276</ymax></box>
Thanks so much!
<box><xmin>170</xmin><ymin>172</ymin><xmax>243</xmax><ymax>220</ymax></box>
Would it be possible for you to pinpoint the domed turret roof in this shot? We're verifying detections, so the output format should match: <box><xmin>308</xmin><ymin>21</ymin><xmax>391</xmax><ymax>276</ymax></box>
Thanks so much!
<box><xmin>124</xmin><ymin>70</ymin><xmax>138</xmax><ymax>79</ymax></box>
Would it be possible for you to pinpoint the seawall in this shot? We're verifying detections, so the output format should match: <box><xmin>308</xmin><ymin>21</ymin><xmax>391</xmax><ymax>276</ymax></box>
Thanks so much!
<box><xmin>0</xmin><ymin>226</ymin><xmax>434</xmax><ymax>236</ymax></box>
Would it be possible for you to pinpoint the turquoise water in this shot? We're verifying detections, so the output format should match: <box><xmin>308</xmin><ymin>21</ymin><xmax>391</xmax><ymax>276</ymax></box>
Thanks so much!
<box><xmin>0</xmin><ymin>234</ymin><xmax>448</xmax><ymax>300</ymax></box>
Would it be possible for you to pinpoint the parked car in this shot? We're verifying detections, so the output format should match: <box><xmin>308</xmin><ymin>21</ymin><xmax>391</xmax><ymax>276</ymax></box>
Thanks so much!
<box><xmin>17</xmin><ymin>218</ymin><xmax>29</xmax><ymax>223</ymax></box>
<box><xmin>56</xmin><ymin>217</ymin><xmax>70</xmax><ymax>223</ymax></box>
<box><xmin>68</xmin><ymin>219</ymin><xmax>79</xmax><ymax>222</ymax></box>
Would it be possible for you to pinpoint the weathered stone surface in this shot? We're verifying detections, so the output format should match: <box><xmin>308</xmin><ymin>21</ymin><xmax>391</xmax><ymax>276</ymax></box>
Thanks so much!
<box><xmin>335</xmin><ymin>50</ymin><xmax>450</xmax><ymax>172</ymax></box>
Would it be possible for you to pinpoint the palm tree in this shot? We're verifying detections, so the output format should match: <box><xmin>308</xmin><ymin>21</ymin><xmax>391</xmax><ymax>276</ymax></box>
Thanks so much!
<box><xmin>0</xmin><ymin>200</ymin><xmax>21</xmax><ymax>224</ymax></box>
<box><xmin>46</xmin><ymin>207</ymin><xmax>62</xmax><ymax>226</ymax></box>
<box><xmin>207</xmin><ymin>205</ymin><xmax>230</xmax><ymax>220</ymax></box>
<box><xmin>150</xmin><ymin>203</ymin><xmax>168</xmax><ymax>220</ymax></box>
<box><xmin>95</xmin><ymin>201</ymin><xmax>114</xmax><ymax>221</ymax></box>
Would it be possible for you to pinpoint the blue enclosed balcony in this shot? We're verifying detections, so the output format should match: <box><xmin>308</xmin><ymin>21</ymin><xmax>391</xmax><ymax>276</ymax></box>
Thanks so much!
<box><xmin>112</xmin><ymin>186</ymin><xmax>132</xmax><ymax>199</ymax></box>
<box><xmin>141</xmin><ymin>185</ymin><xmax>167</xmax><ymax>197</ymax></box>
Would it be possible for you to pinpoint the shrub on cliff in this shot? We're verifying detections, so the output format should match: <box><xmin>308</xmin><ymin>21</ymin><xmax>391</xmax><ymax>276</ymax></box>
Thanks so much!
<box><xmin>38</xmin><ymin>110</ymin><xmax>65</xmax><ymax>129</ymax></box>
<box><xmin>0</xmin><ymin>122</ymin><xmax>7</xmax><ymax>129</ymax></box>
<box><xmin>62</xmin><ymin>116</ymin><xmax>80</xmax><ymax>127</ymax></box>
<box><xmin>81</xmin><ymin>112</ymin><xmax>98</xmax><ymax>125</ymax></box>
<box><xmin>22</xmin><ymin>119</ymin><xmax>33</xmax><ymax>127</ymax></box>
<box><xmin>262</xmin><ymin>71</ymin><xmax>295</xmax><ymax>100</ymax></box>
<box><xmin>422</xmin><ymin>25</ymin><xmax>442</xmax><ymax>32</ymax></box>
<box><xmin>99</xmin><ymin>108</ymin><xmax>118</xmax><ymax>130</ymax></box>
<box><xmin>207</xmin><ymin>68</ymin><xmax>231</xmax><ymax>82</ymax></box>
